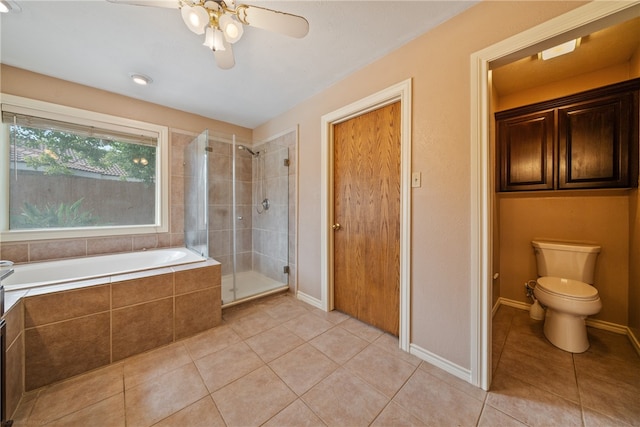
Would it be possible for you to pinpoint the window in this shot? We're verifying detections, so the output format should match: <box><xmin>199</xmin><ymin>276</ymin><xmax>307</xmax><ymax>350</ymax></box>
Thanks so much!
<box><xmin>0</xmin><ymin>94</ymin><xmax>169</xmax><ymax>242</ymax></box>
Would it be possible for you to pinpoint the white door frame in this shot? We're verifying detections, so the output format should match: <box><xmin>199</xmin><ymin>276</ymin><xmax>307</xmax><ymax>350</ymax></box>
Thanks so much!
<box><xmin>470</xmin><ymin>1</ymin><xmax>640</xmax><ymax>390</ymax></box>
<box><xmin>320</xmin><ymin>79</ymin><xmax>412</xmax><ymax>350</ymax></box>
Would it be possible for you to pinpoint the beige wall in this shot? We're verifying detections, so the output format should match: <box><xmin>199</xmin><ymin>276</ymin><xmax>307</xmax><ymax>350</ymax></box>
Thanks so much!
<box><xmin>0</xmin><ymin>65</ymin><xmax>251</xmax><ymax>138</ymax></box>
<box><xmin>254</xmin><ymin>1</ymin><xmax>585</xmax><ymax>368</ymax></box>
<box><xmin>632</xmin><ymin>39</ymin><xmax>640</xmax><ymax>76</ymax></box>
<box><xmin>496</xmin><ymin>62</ymin><xmax>634</xmax><ymax>111</ymax></box>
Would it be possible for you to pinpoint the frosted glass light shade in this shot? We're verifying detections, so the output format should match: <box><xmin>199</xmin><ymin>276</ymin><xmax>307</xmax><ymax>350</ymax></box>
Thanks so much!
<box><xmin>219</xmin><ymin>14</ymin><xmax>243</xmax><ymax>43</ymax></box>
<box><xmin>203</xmin><ymin>26</ymin><xmax>226</xmax><ymax>51</ymax></box>
<box><xmin>541</xmin><ymin>39</ymin><xmax>578</xmax><ymax>60</ymax></box>
<box><xmin>181</xmin><ymin>5</ymin><xmax>209</xmax><ymax>35</ymax></box>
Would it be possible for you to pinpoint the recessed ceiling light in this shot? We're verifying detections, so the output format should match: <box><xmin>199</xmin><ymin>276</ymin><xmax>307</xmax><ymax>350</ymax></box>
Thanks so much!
<box><xmin>540</xmin><ymin>39</ymin><xmax>580</xmax><ymax>61</ymax></box>
<box><xmin>130</xmin><ymin>73</ymin><xmax>153</xmax><ymax>86</ymax></box>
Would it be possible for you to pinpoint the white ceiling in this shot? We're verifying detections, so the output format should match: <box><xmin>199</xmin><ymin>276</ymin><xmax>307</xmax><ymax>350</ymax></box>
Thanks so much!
<box><xmin>0</xmin><ymin>0</ymin><xmax>477</xmax><ymax>128</ymax></box>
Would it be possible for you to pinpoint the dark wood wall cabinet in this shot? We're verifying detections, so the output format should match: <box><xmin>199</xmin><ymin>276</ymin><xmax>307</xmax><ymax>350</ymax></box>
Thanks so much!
<box><xmin>496</xmin><ymin>78</ymin><xmax>639</xmax><ymax>192</ymax></box>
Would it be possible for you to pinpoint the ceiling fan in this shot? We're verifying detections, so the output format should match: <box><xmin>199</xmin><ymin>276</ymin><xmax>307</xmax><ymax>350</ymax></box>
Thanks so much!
<box><xmin>108</xmin><ymin>0</ymin><xmax>309</xmax><ymax>69</ymax></box>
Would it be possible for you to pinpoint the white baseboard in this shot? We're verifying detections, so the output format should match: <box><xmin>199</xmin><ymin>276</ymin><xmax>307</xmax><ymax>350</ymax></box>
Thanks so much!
<box><xmin>296</xmin><ymin>290</ymin><xmax>323</xmax><ymax>309</ymax></box>
<box><xmin>497</xmin><ymin>297</ymin><xmax>530</xmax><ymax>312</ymax></box>
<box><xmin>585</xmin><ymin>318</ymin><xmax>628</xmax><ymax>335</ymax></box>
<box><xmin>409</xmin><ymin>343</ymin><xmax>471</xmax><ymax>383</ymax></box>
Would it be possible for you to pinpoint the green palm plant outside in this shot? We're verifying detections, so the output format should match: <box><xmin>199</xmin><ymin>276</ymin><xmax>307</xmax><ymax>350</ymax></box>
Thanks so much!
<box><xmin>13</xmin><ymin>198</ymin><xmax>97</xmax><ymax>228</ymax></box>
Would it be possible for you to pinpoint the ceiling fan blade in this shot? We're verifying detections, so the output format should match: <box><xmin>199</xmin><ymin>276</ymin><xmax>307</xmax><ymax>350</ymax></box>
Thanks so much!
<box><xmin>106</xmin><ymin>0</ymin><xmax>181</xmax><ymax>9</ymax></box>
<box><xmin>214</xmin><ymin>41</ymin><xmax>235</xmax><ymax>69</ymax></box>
<box><xmin>237</xmin><ymin>5</ymin><xmax>309</xmax><ymax>39</ymax></box>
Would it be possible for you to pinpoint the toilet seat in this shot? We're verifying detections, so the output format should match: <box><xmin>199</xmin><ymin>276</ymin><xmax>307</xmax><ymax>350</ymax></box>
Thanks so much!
<box><xmin>536</xmin><ymin>276</ymin><xmax>599</xmax><ymax>301</ymax></box>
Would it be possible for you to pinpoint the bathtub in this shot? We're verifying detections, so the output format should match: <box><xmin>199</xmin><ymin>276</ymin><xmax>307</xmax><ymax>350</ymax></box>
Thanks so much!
<box><xmin>1</xmin><ymin>247</ymin><xmax>222</xmax><ymax>392</ymax></box>
<box><xmin>3</xmin><ymin>247</ymin><xmax>206</xmax><ymax>291</ymax></box>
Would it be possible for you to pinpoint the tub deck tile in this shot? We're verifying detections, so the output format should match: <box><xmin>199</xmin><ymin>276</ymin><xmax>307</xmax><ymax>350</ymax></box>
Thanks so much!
<box><xmin>111</xmin><ymin>273</ymin><xmax>174</xmax><ymax>309</ymax></box>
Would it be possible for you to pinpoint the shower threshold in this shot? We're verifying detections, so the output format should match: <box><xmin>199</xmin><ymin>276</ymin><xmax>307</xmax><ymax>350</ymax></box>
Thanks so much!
<box><xmin>221</xmin><ymin>270</ymin><xmax>288</xmax><ymax>307</ymax></box>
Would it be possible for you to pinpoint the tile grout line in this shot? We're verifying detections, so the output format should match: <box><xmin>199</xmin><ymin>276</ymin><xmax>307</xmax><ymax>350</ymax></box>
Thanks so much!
<box><xmin>366</xmin><ymin>358</ymin><xmax>422</xmax><ymax>425</ymax></box>
<box><xmin>572</xmin><ymin>352</ymin><xmax>587</xmax><ymax>427</ymax></box>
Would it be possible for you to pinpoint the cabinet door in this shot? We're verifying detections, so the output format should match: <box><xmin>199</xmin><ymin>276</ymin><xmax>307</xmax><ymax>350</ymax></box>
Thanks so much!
<box><xmin>558</xmin><ymin>93</ymin><xmax>632</xmax><ymax>189</ymax></box>
<box><xmin>497</xmin><ymin>110</ymin><xmax>555</xmax><ymax>191</ymax></box>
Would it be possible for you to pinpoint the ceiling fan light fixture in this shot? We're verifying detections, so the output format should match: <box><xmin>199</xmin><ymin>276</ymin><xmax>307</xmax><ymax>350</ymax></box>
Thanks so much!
<box><xmin>203</xmin><ymin>26</ymin><xmax>226</xmax><ymax>51</ymax></box>
<box><xmin>203</xmin><ymin>26</ymin><xmax>214</xmax><ymax>49</ymax></box>
<box><xmin>181</xmin><ymin>4</ymin><xmax>209</xmax><ymax>34</ymax></box>
<box><xmin>219</xmin><ymin>13</ymin><xmax>243</xmax><ymax>43</ymax></box>
<box><xmin>112</xmin><ymin>0</ymin><xmax>308</xmax><ymax>70</ymax></box>
<box><xmin>213</xmin><ymin>27</ymin><xmax>226</xmax><ymax>51</ymax></box>
<box><xmin>0</xmin><ymin>0</ymin><xmax>19</xmax><ymax>13</ymax></box>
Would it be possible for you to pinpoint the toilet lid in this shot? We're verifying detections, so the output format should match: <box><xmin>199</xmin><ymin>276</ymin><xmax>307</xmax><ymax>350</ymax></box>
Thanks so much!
<box><xmin>537</xmin><ymin>277</ymin><xmax>599</xmax><ymax>300</ymax></box>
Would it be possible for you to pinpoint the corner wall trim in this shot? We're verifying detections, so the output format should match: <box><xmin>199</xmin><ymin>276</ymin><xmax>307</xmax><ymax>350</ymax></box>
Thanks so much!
<box><xmin>296</xmin><ymin>291</ymin><xmax>322</xmax><ymax>309</ymax></box>
<box><xmin>410</xmin><ymin>343</ymin><xmax>471</xmax><ymax>383</ymax></box>
<box><xmin>628</xmin><ymin>327</ymin><xmax>640</xmax><ymax>356</ymax></box>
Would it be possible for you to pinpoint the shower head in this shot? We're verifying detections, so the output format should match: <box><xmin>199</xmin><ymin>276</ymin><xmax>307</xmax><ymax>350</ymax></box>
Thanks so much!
<box><xmin>238</xmin><ymin>145</ymin><xmax>258</xmax><ymax>157</ymax></box>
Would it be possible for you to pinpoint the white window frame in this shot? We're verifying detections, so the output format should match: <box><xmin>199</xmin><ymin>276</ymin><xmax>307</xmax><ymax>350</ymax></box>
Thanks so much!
<box><xmin>0</xmin><ymin>93</ymin><xmax>169</xmax><ymax>242</ymax></box>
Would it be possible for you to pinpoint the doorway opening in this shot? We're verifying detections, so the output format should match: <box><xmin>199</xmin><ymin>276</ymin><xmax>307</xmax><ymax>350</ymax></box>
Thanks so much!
<box><xmin>470</xmin><ymin>2</ymin><xmax>640</xmax><ymax>390</ymax></box>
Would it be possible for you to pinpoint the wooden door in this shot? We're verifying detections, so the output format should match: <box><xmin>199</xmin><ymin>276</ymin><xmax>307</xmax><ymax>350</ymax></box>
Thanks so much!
<box><xmin>333</xmin><ymin>101</ymin><xmax>401</xmax><ymax>336</ymax></box>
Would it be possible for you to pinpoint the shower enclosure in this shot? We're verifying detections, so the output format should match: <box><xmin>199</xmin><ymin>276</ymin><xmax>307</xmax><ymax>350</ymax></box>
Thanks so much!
<box><xmin>185</xmin><ymin>131</ymin><xmax>290</xmax><ymax>305</ymax></box>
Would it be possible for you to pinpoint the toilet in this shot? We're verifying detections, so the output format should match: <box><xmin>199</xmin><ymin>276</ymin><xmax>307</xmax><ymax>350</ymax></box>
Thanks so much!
<box><xmin>532</xmin><ymin>240</ymin><xmax>602</xmax><ymax>353</ymax></box>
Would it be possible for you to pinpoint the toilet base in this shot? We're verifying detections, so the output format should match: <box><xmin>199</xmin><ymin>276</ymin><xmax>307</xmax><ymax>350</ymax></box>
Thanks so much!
<box><xmin>543</xmin><ymin>309</ymin><xmax>590</xmax><ymax>353</ymax></box>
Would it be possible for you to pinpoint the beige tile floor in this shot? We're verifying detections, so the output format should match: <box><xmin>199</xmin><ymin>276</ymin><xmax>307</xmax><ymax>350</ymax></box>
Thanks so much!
<box><xmin>11</xmin><ymin>293</ymin><xmax>640</xmax><ymax>426</ymax></box>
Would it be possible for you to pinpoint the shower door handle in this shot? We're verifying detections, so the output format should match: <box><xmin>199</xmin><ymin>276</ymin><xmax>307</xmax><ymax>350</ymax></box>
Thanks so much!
<box><xmin>332</xmin><ymin>223</ymin><xmax>341</xmax><ymax>231</ymax></box>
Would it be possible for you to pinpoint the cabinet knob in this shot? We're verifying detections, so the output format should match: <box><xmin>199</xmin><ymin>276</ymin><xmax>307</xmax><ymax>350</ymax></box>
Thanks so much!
<box><xmin>332</xmin><ymin>223</ymin><xmax>341</xmax><ymax>231</ymax></box>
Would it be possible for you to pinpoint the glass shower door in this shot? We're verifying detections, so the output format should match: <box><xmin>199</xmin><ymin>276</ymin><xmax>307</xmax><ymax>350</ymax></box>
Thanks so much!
<box><xmin>184</xmin><ymin>130</ymin><xmax>209</xmax><ymax>257</ymax></box>
<box><xmin>251</xmin><ymin>142</ymin><xmax>290</xmax><ymax>288</ymax></box>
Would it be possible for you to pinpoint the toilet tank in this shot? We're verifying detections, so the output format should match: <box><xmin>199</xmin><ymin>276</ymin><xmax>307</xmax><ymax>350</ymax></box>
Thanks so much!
<box><xmin>531</xmin><ymin>240</ymin><xmax>601</xmax><ymax>284</ymax></box>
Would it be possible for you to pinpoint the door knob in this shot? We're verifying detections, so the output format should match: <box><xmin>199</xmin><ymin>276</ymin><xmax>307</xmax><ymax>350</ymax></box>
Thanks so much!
<box><xmin>332</xmin><ymin>223</ymin><xmax>341</xmax><ymax>230</ymax></box>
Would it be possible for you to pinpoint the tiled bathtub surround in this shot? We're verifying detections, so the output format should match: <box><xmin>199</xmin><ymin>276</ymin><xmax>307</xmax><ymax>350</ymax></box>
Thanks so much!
<box><xmin>6</xmin><ymin>259</ymin><xmax>221</xmax><ymax>397</ymax></box>
<box><xmin>3</xmin><ymin>299</ymin><xmax>24</xmax><ymax>421</ymax></box>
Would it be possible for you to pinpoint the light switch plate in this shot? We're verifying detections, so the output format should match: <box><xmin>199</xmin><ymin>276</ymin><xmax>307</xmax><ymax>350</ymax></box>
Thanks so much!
<box><xmin>412</xmin><ymin>172</ymin><xmax>421</xmax><ymax>188</ymax></box>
